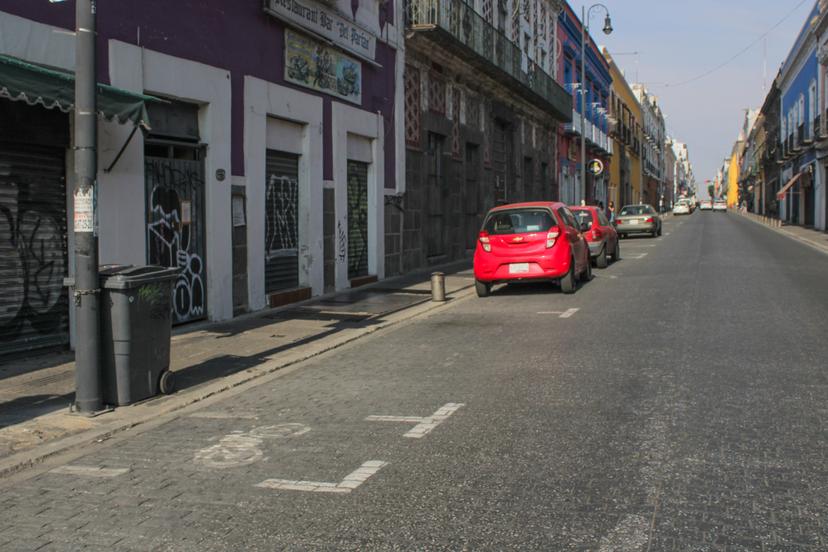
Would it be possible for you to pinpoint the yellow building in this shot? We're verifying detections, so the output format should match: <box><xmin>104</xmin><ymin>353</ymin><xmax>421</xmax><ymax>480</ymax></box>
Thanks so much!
<box><xmin>603</xmin><ymin>49</ymin><xmax>643</xmax><ymax>208</ymax></box>
<box><xmin>728</xmin><ymin>142</ymin><xmax>742</xmax><ymax>207</ymax></box>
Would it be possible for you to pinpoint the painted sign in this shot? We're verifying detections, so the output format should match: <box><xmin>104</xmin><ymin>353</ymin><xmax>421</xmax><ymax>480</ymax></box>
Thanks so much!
<box><xmin>265</xmin><ymin>0</ymin><xmax>376</xmax><ymax>60</ymax></box>
<box><xmin>285</xmin><ymin>29</ymin><xmax>362</xmax><ymax>104</ymax></box>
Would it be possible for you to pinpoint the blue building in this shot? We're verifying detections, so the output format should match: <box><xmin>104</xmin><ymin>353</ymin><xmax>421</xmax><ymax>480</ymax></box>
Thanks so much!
<box><xmin>778</xmin><ymin>2</ymin><xmax>824</xmax><ymax>230</ymax></box>
<box><xmin>556</xmin><ymin>3</ymin><xmax>613</xmax><ymax>206</ymax></box>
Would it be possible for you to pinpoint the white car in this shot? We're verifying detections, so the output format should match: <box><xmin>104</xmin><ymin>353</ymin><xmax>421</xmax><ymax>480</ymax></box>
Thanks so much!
<box><xmin>672</xmin><ymin>201</ymin><xmax>690</xmax><ymax>215</ymax></box>
<box><xmin>700</xmin><ymin>200</ymin><xmax>712</xmax><ymax>210</ymax></box>
<box><xmin>713</xmin><ymin>200</ymin><xmax>727</xmax><ymax>212</ymax></box>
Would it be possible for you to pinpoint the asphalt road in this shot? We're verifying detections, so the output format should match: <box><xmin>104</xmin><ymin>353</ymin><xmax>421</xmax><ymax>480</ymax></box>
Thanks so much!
<box><xmin>1</xmin><ymin>211</ymin><xmax>827</xmax><ymax>551</ymax></box>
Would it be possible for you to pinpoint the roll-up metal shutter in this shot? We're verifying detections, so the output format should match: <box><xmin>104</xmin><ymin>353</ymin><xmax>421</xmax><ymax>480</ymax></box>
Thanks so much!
<box><xmin>265</xmin><ymin>150</ymin><xmax>300</xmax><ymax>293</ymax></box>
<box><xmin>0</xmin><ymin>143</ymin><xmax>69</xmax><ymax>356</ymax></box>
<box><xmin>347</xmin><ymin>160</ymin><xmax>369</xmax><ymax>279</ymax></box>
<box><xmin>145</xmin><ymin>154</ymin><xmax>207</xmax><ymax>325</ymax></box>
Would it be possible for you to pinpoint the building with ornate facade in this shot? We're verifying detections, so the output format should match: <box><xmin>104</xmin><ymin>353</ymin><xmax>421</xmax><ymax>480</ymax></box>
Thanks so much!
<box><xmin>632</xmin><ymin>85</ymin><xmax>666</xmax><ymax>209</ymax></box>
<box><xmin>399</xmin><ymin>0</ymin><xmax>572</xmax><ymax>273</ymax></box>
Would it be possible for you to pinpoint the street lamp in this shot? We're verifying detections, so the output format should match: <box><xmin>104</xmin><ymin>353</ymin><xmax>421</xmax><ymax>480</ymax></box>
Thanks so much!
<box><xmin>580</xmin><ymin>3</ymin><xmax>612</xmax><ymax>205</ymax></box>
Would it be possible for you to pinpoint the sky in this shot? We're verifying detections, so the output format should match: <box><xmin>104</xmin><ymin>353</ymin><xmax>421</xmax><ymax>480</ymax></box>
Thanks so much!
<box><xmin>591</xmin><ymin>0</ymin><xmax>816</xmax><ymax>191</ymax></box>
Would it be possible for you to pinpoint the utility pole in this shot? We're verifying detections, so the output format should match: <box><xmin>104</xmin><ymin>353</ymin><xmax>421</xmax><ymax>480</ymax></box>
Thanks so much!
<box><xmin>72</xmin><ymin>0</ymin><xmax>102</xmax><ymax>413</ymax></box>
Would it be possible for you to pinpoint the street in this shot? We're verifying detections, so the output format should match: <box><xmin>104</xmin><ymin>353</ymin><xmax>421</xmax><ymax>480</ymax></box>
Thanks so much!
<box><xmin>1</xmin><ymin>212</ymin><xmax>826</xmax><ymax>551</ymax></box>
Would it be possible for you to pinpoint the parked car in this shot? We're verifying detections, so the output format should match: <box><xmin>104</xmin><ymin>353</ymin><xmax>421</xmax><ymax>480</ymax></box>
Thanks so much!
<box><xmin>699</xmin><ymin>199</ymin><xmax>712</xmax><ymax>210</ymax></box>
<box><xmin>672</xmin><ymin>200</ymin><xmax>690</xmax><ymax>215</ymax></box>
<box><xmin>474</xmin><ymin>202</ymin><xmax>591</xmax><ymax>296</ymax></box>
<box><xmin>614</xmin><ymin>204</ymin><xmax>662</xmax><ymax>238</ymax></box>
<box><xmin>713</xmin><ymin>199</ymin><xmax>727</xmax><ymax>212</ymax></box>
<box><xmin>570</xmin><ymin>206</ymin><xmax>619</xmax><ymax>268</ymax></box>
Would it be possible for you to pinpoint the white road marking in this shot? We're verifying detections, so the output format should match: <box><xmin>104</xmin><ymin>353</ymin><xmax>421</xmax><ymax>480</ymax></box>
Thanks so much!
<box><xmin>189</xmin><ymin>411</ymin><xmax>259</xmax><ymax>419</ymax></box>
<box><xmin>536</xmin><ymin>308</ymin><xmax>578</xmax><ymax>318</ymax></box>
<box><xmin>194</xmin><ymin>423</ymin><xmax>311</xmax><ymax>469</ymax></box>
<box><xmin>366</xmin><ymin>402</ymin><xmax>465</xmax><ymax>439</ymax></box>
<box><xmin>256</xmin><ymin>460</ymin><xmax>388</xmax><ymax>494</ymax></box>
<box><xmin>50</xmin><ymin>465</ymin><xmax>129</xmax><ymax>478</ymax></box>
<box><xmin>627</xmin><ymin>253</ymin><xmax>649</xmax><ymax>259</ymax></box>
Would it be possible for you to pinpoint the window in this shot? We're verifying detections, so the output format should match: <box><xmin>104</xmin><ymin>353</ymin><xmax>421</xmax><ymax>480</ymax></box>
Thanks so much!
<box><xmin>558</xmin><ymin>207</ymin><xmax>579</xmax><ymax>228</ymax></box>
<box><xmin>572</xmin><ymin>209</ymin><xmax>593</xmax><ymax>229</ymax></box>
<box><xmin>483</xmin><ymin>209</ymin><xmax>555</xmax><ymax>235</ymax></box>
<box><xmin>809</xmin><ymin>80</ymin><xmax>817</xmax><ymax>137</ymax></box>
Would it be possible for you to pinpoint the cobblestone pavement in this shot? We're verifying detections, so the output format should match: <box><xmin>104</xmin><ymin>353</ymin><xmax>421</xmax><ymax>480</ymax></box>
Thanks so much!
<box><xmin>1</xmin><ymin>212</ymin><xmax>826</xmax><ymax>551</ymax></box>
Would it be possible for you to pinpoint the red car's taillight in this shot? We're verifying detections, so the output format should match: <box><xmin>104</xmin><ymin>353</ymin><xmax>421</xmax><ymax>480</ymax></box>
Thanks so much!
<box><xmin>590</xmin><ymin>229</ymin><xmax>603</xmax><ymax>241</ymax></box>
<box><xmin>479</xmin><ymin>231</ymin><xmax>491</xmax><ymax>252</ymax></box>
<box><xmin>546</xmin><ymin>228</ymin><xmax>560</xmax><ymax>248</ymax></box>
<box><xmin>645</xmin><ymin>217</ymin><xmax>654</xmax><ymax>223</ymax></box>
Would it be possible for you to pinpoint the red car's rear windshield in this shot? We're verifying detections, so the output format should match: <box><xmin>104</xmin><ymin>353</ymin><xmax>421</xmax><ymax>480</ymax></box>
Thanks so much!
<box><xmin>571</xmin><ymin>209</ymin><xmax>595</xmax><ymax>229</ymax></box>
<box><xmin>483</xmin><ymin>209</ymin><xmax>555</xmax><ymax>235</ymax></box>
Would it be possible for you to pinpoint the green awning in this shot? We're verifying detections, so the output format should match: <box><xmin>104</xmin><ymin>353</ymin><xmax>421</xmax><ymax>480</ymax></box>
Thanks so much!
<box><xmin>0</xmin><ymin>54</ymin><xmax>161</xmax><ymax>129</ymax></box>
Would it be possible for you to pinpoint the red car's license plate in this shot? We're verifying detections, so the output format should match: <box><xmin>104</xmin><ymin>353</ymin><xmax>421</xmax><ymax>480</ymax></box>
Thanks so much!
<box><xmin>509</xmin><ymin>263</ymin><xmax>530</xmax><ymax>274</ymax></box>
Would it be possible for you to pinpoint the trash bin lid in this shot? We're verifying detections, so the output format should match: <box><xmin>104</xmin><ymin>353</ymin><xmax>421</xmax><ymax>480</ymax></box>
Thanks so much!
<box><xmin>101</xmin><ymin>265</ymin><xmax>182</xmax><ymax>290</ymax></box>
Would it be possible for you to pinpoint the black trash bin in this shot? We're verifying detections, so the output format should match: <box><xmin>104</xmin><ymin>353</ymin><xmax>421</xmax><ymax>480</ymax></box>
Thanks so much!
<box><xmin>99</xmin><ymin>265</ymin><xmax>181</xmax><ymax>406</ymax></box>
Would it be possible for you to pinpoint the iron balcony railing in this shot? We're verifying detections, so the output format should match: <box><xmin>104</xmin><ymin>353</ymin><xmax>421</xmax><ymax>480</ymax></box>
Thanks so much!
<box><xmin>406</xmin><ymin>0</ymin><xmax>571</xmax><ymax>122</ymax></box>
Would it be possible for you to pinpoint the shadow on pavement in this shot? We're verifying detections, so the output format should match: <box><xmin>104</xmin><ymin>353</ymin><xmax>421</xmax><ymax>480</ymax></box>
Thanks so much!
<box><xmin>0</xmin><ymin>393</ymin><xmax>74</xmax><ymax>430</ymax></box>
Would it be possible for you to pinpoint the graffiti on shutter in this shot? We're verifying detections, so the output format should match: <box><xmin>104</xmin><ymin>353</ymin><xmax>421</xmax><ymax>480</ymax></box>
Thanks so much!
<box><xmin>0</xmin><ymin>144</ymin><xmax>69</xmax><ymax>356</ymax></box>
<box><xmin>347</xmin><ymin>160</ymin><xmax>369</xmax><ymax>279</ymax></box>
<box><xmin>265</xmin><ymin>151</ymin><xmax>300</xmax><ymax>292</ymax></box>
<box><xmin>146</xmin><ymin>156</ymin><xmax>207</xmax><ymax>324</ymax></box>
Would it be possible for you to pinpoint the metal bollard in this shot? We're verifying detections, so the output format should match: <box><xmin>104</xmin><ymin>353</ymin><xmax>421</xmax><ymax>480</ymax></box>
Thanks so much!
<box><xmin>431</xmin><ymin>272</ymin><xmax>446</xmax><ymax>302</ymax></box>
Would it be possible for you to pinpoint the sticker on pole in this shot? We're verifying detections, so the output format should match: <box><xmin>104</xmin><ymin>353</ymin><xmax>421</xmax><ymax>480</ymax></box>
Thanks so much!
<box><xmin>588</xmin><ymin>159</ymin><xmax>604</xmax><ymax>176</ymax></box>
<box><xmin>73</xmin><ymin>189</ymin><xmax>94</xmax><ymax>233</ymax></box>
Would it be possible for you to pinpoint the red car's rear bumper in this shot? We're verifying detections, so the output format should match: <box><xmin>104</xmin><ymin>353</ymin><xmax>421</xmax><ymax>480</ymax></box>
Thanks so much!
<box><xmin>473</xmin><ymin>247</ymin><xmax>571</xmax><ymax>283</ymax></box>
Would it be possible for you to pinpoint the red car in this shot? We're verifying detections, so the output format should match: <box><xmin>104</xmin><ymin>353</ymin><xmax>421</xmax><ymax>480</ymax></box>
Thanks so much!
<box><xmin>569</xmin><ymin>206</ymin><xmax>620</xmax><ymax>268</ymax></box>
<box><xmin>473</xmin><ymin>201</ymin><xmax>591</xmax><ymax>297</ymax></box>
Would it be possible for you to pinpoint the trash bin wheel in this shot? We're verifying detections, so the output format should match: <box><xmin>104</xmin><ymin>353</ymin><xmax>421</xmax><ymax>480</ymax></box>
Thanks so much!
<box><xmin>159</xmin><ymin>370</ymin><xmax>176</xmax><ymax>395</ymax></box>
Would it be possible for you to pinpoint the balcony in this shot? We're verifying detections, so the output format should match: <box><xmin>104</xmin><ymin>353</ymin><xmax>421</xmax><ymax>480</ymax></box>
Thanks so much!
<box><xmin>563</xmin><ymin>109</ymin><xmax>582</xmax><ymax>135</ymax></box>
<box><xmin>406</xmin><ymin>0</ymin><xmax>571</xmax><ymax>122</ymax></box>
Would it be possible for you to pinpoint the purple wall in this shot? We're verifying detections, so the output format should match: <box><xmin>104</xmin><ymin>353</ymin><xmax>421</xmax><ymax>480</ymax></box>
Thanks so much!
<box><xmin>0</xmin><ymin>0</ymin><xmax>397</xmax><ymax>185</ymax></box>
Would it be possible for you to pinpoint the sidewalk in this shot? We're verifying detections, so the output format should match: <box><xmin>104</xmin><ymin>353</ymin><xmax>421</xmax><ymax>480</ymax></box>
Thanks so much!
<box><xmin>0</xmin><ymin>262</ymin><xmax>475</xmax><ymax>477</ymax></box>
<box><xmin>733</xmin><ymin>209</ymin><xmax>828</xmax><ymax>256</ymax></box>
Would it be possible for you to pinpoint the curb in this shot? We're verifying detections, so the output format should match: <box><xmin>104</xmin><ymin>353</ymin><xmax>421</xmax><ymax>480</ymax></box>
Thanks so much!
<box><xmin>0</xmin><ymin>283</ymin><xmax>476</xmax><ymax>481</ymax></box>
<box><xmin>732</xmin><ymin>210</ymin><xmax>828</xmax><ymax>257</ymax></box>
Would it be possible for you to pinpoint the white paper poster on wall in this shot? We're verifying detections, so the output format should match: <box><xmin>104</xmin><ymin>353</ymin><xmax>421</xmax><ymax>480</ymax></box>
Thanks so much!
<box><xmin>73</xmin><ymin>188</ymin><xmax>94</xmax><ymax>233</ymax></box>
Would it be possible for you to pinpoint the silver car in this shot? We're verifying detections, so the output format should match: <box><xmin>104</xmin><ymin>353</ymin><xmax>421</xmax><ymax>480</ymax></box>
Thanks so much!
<box><xmin>614</xmin><ymin>204</ymin><xmax>662</xmax><ymax>238</ymax></box>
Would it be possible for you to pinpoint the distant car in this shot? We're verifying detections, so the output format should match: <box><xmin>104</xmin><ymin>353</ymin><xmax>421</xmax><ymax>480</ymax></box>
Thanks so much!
<box><xmin>699</xmin><ymin>199</ymin><xmax>712</xmax><ymax>210</ymax></box>
<box><xmin>473</xmin><ymin>202</ymin><xmax>592</xmax><ymax>296</ymax></box>
<box><xmin>614</xmin><ymin>204</ymin><xmax>662</xmax><ymax>238</ymax></box>
<box><xmin>713</xmin><ymin>199</ymin><xmax>727</xmax><ymax>212</ymax></box>
<box><xmin>570</xmin><ymin>206</ymin><xmax>619</xmax><ymax>268</ymax></box>
<box><xmin>672</xmin><ymin>200</ymin><xmax>690</xmax><ymax>215</ymax></box>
